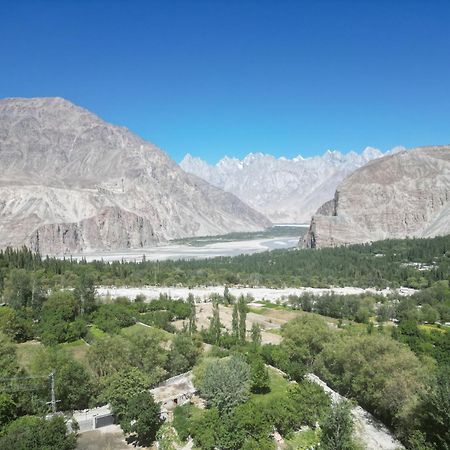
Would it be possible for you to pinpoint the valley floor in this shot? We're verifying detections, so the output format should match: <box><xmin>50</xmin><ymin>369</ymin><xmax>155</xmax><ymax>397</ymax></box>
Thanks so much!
<box><xmin>67</xmin><ymin>236</ymin><xmax>299</xmax><ymax>262</ymax></box>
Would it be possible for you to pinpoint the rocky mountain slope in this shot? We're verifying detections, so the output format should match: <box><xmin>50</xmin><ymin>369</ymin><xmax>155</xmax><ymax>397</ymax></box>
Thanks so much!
<box><xmin>180</xmin><ymin>147</ymin><xmax>402</xmax><ymax>223</ymax></box>
<box><xmin>0</xmin><ymin>97</ymin><xmax>270</xmax><ymax>254</ymax></box>
<box><xmin>302</xmin><ymin>146</ymin><xmax>450</xmax><ymax>248</ymax></box>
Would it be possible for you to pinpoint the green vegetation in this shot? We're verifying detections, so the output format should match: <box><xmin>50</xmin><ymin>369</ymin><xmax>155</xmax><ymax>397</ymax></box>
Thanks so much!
<box><xmin>320</xmin><ymin>401</ymin><xmax>359</xmax><ymax>450</ymax></box>
<box><xmin>0</xmin><ymin>235</ymin><xmax>449</xmax><ymax>449</ymax></box>
<box><xmin>196</xmin><ymin>355</ymin><xmax>251</xmax><ymax>412</ymax></box>
<box><xmin>170</xmin><ymin>225</ymin><xmax>305</xmax><ymax>246</ymax></box>
<box><xmin>0</xmin><ymin>235</ymin><xmax>449</xmax><ymax>291</ymax></box>
<box><xmin>285</xmin><ymin>429</ymin><xmax>320</xmax><ymax>450</ymax></box>
<box><xmin>0</xmin><ymin>415</ymin><xmax>76</xmax><ymax>449</ymax></box>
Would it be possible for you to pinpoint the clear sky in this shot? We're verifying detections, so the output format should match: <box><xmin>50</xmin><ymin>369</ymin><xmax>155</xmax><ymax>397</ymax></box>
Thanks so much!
<box><xmin>1</xmin><ymin>0</ymin><xmax>449</xmax><ymax>164</ymax></box>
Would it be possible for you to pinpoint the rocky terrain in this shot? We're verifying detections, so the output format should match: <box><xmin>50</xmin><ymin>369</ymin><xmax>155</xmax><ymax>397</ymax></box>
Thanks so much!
<box><xmin>302</xmin><ymin>146</ymin><xmax>450</xmax><ymax>248</ymax></box>
<box><xmin>0</xmin><ymin>97</ymin><xmax>270</xmax><ymax>254</ymax></box>
<box><xmin>181</xmin><ymin>147</ymin><xmax>403</xmax><ymax>223</ymax></box>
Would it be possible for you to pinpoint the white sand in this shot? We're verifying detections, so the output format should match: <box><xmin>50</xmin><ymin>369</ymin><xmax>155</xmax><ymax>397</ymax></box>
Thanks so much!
<box><xmin>97</xmin><ymin>285</ymin><xmax>416</xmax><ymax>302</ymax></box>
<box><xmin>68</xmin><ymin>237</ymin><xmax>299</xmax><ymax>262</ymax></box>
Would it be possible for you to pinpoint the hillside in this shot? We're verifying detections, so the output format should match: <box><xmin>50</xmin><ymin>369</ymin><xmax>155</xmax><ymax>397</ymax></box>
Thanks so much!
<box><xmin>302</xmin><ymin>146</ymin><xmax>450</xmax><ymax>248</ymax></box>
<box><xmin>0</xmin><ymin>97</ymin><xmax>270</xmax><ymax>254</ymax></box>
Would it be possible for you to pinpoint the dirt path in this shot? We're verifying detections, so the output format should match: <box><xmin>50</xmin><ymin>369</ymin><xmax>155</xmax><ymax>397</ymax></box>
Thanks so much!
<box><xmin>306</xmin><ymin>374</ymin><xmax>404</xmax><ymax>450</ymax></box>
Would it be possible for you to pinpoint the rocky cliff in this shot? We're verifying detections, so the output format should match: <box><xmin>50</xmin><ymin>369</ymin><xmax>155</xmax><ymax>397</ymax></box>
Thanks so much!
<box><xmin>180</xmin><ymin>148</ymin><xmax>401</xmax><ymax>223</ymax></box>
<box><xmin>0</xmin><ymin>97</ymin><xmax>270</xmax><ymax>254</ymax></box>
<box><xmin>302</xmin><ymin>146</ymin><xmax>450</xmax><ymax>248</ymax></box>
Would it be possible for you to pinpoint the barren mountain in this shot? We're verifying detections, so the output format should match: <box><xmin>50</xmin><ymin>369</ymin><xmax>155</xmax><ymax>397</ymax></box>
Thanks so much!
<box><xmin>0</xmin><ymin>97</ymin><xmax>270</xmax><ymax>254</ymax></box>
<box><xmin>180</xmin><ymin>148</ymin><xmax>401</xmax><ymax>223</ymax></box>
<box><xmin>302</xmin><ymin>146</ymin><xmax>450</xmax><ymax>248</ymax></box>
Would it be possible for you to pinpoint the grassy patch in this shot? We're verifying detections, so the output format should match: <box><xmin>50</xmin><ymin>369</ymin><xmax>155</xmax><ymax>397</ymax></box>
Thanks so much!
<box><xmin>86</xmin><ymin>325</ymin><xmax>108</xmax><ymax>342</ymax></box>
<box><xmin>249</xmin><ymin>369</ymin><xmax>291</xmax><ymax>407</ymax></box>
<box><xmin>419</xmin><ymin>324</ymin><xmax>448</xmax><ymax>334</ymax></box>
<box><xmin>259</xmin><ymin>300</ymin><xmax>291</xmax><ymax>310</ymax></box>
<box><xmin>59</xmin><ymin>340</ymin><xmax>90</xmax><ymax>367</ymax></box>
<box><xmin>121</xmin><ymin>322</ymin><xmax>171</xmax><ymax>340</ymax></box>
<box><xmin>16</xmin><ymin>341</ymin><xmax>43</xmax><ymax>371</ymax></box>
<box><xmin>285</xmin><ymin>428</ymin><xmax>320</xmax><ymax>449</ymax></box>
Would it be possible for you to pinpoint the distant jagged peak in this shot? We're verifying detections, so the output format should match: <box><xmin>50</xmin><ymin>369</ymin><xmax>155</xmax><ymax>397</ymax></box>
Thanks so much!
<box><xmin>181</xmin><ymin>145</ymin><xmax>399</xmax><ymax>169</ymax></box>
<box><xmin>361</xmin><ymin>146</ymin><xmax>384</xmax><ymax>160</ymax></box>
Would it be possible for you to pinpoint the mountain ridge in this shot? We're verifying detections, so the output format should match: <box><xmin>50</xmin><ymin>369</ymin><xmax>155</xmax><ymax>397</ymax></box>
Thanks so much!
<box><xmin>302</xmin><ymin>146</ymin><xmax>450</xmax><ymax>248</ymax></box>
<box><xmin>0</xmin><ymin>97</ymin><xmax>271</xmax><ymax>254</ymax></box>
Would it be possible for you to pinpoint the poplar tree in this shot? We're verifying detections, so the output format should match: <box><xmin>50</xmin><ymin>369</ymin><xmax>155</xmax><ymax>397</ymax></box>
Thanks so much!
<box><xmin>187</xmin><ymin>293</ymin><xmax>197</xmax><ymax>334</ymax></box>
<box><xmin>209</xmin><ymin>301</ymin><xmax>221</xmax><ymax>344</ymax></box>
<box><xmin>238</xmin><ymin>296</ymin><xmax>247</xmax><ymax>342</ymax></box>
<box><xmin>232</xmin><ymin>303</ymin><xmax>239</xmax><ymax>339</ymax></box>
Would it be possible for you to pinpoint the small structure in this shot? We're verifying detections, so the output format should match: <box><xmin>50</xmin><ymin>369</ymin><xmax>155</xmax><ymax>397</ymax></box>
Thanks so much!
<box><xmin>70</xmin><ymin>405</ymin><xmax>114</xmax><ymax>432</ymax></box>
<box><xmin>150</xmin><ymin>372</ymin><xmax>197</xmax><ymax>420</ymax></box>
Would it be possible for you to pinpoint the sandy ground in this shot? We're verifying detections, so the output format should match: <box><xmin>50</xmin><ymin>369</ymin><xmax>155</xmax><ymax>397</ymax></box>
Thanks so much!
<box><xmin>97</xmin><ymin>285</ymin><xmax>416</xmax><ymax>302</ymax></box>
<box><xmin>76</xmin><ymin>425</ymin><xmax>147</xmax><ymax>450</ymax></box>
<box><xmin>67</xmin><ymin>237</ymin><xmax>299</xmax><ymax>262</ymax></box>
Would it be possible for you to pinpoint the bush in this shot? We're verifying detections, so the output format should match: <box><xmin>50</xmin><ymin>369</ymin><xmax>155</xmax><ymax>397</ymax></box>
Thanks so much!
<box><xmin>173</xmin><ymin>404</ymin><xmax>195</xmax><ymax>441</ymax></box>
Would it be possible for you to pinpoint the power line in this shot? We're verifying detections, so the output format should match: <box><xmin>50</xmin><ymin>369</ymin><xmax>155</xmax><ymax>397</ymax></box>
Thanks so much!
<box><xmin>0</xmin><ymin>371</ymin><xmax>60</xmax><ymax>411</ymax></box>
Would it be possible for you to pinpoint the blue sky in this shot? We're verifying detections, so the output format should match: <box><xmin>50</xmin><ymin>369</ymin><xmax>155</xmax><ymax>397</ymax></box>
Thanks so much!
<box><xmin>1</xmin><ymin>0</ymin><xmax>449</xmax><ymax>164</ymax></box>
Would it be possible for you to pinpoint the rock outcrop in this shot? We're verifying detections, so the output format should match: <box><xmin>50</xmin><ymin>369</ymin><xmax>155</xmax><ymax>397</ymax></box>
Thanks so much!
<box><xmin>181</xmin><ymin>148</ymin><xmax>401</xmax><ymax>223</ymax></box>
<box><xmin>0</xmin><ymin>97</ymin><xmax>270</xmax><ymax>254</ymax></box>
<box><xmin>302</xmin><ymin>146</ymin><xmax>450</xmax><ymax>248</ymax></box>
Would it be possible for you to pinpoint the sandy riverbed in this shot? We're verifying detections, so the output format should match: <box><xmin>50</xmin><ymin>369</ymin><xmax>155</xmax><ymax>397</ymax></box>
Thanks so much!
<box><xmin>67</xmin><ymin>237</ymin><xmax>299</xmax><ymax>262</ymax></box>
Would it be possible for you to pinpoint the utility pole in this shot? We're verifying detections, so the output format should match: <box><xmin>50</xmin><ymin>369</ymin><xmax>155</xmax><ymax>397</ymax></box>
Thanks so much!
<box><xmin>47</xmin><ymin>371</ymin><xmax>60</xmax><ymax>414</ymax></box>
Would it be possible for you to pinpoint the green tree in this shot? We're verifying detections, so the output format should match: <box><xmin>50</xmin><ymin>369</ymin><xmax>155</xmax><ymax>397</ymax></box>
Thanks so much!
<box><xmin>250</xmin><ymin>323</ymin><xmax>262</xmax><ymax>347</ymax></box>
<box><xmin>224</xmin><ymin>286</ymin><xmax>233</xmax><ymax>305</ymax></box>
<box><xmin>200</xmin><ymin>355</ymin><xmax>251</xmax><ymax>412</ymax></box>
<box><xmin>419</xmin><ymin>366</ymin><xmax>450</xmax><ymax>449</ymax></box>
<box><xmin>420</xmin><ymin>304</ymin><xmax>439</xmax><ymax>324</ymax></box>
<box><xmin>320</xmin><ymin>401</ymin><xmax>355</xmax><ymax>450</ymax></box>
<box><xmin>87</xmin><ymin>335</ymin><xmax>132</xmax><ymax>377</ymax></box>
<box><xmin>30</xmin><ymin>347</ymin><xmax>93</xmax><ymax>411</ymax></box>
<box><xmin>316</xmin><ymin>333</ymin><xmax>427</xmax><ymax>436</ymax></box>
<box><xmin>0</xmin><ymin>392</ymin><xmax>16</xmax><ymax>429</ymax></box>
<box><xmin>127</xmin><ymin>328</ymin><xmax>168</xmax><ymax>384</ymax></box>
<box><xmin>0</xmin><ymin>415</ymin><xmax>76</xmax><ymax>450</ymax></box>
<box><xmin>238</xmin><ymin>295</ymin><xmax>247</xmax><ymax>342</ymax></box>
<box><xmin>0</xmin><ymin>332</ymin><xmax>20</xmax><ymax>378</ymax></box>
<box><xmin>287</xmin><ymin>379</ymin><xmax>331</xmax><ymax>427</ymax></box>
<box><xmin>73</xmin><ymin>273</ymin><xmax>96</xmax><ymax>316</ymax></box>
<box><xmin>166</xmin><ymin>332</ymin><xmax>202</xmax><ymax>376</ymax></box>
<box><xmin>93</xmin><ymin>303</ymin><xmax>136</xmax><ymax>333</ymax></box>
<box><xmin>187</xmin><ymin>293</ymin><xmax>197</xmax><ymax>333</ymax></box>
<box><xmin>0</xmin><ymin>307</ymin><xmax>34</xmax><ymax>342</ymax></box>
<box><xmin>190</xmin><ymin>407</ymin><xmax>222</xmax><ymax>450</ymax></box>
<box><xmin>249</xmin><ymin>356</ymin><xmax>270</xmax><ymax>393</ymax></box>
<box><xmin>3</xmin><ymin>269</ymin><xmax>32</xmax><ymax>310</ymax></box>
<box><xmin>281</xmin><ymin>315</ymin><xmax>333</xmax><ymax>373</ymax></box>
<box><xmin>100</xmin><ymin>367</ymin><xmax>150</xmax><ymax>420</ymax></box>
<box><xmin>232</xmin><ymin>302</ymin><xmax>239</xmax><ymax>339</ymax></box>
<box><xmin>120</xmin><ymin>392</ymin><xmax>163</xmax><ymax>447</ymax></box>
<box><xmin>39</xmin><ymin>291</ymin><xmax>78</xmax><ymax>345</ymax></box>
<box><xmin>209</xmin><ymin>301</ymin><xmax>221</xmax><ymax>344</ymax></box>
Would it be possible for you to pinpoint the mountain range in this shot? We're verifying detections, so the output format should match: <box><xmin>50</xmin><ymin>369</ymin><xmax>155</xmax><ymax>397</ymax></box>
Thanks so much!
<box><xmin>181</xmin><ymin>147</ymin><xmax>404</xmax><ymax>223</ymax></box>
<box><xmin>0</xmin><ymin>97</ymin><xmax>270</xmax><ymax>254</ymax></box>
